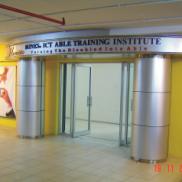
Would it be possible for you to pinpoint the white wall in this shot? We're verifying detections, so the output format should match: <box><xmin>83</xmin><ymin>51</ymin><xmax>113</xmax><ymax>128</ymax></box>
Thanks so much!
<box><xmin>65</xmin><ymin>63</ymin><xmax>135</xmax><ymax>125</ymax></box>
<box><xmin>91</xmin><ymin>63</ymin><xmax>121</xmax><ymax>124</ymax></box>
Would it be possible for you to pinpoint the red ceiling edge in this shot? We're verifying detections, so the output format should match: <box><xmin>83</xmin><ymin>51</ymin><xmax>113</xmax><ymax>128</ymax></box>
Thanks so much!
<box><xmin>0</xmin><ymin>3</ymin><xmax>65</xmax><ymax>25</ymax></box>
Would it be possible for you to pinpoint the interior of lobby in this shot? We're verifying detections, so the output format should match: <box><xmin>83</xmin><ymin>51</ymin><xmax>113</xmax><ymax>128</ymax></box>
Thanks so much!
<box><xmin>0</xmin><ymin>1</ymin><xmax>182</xmax><ymax>182</ymax></box>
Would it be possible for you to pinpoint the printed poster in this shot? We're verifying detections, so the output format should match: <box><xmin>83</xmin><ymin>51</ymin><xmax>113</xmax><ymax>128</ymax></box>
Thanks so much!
<box><xmin>0</xmin><ymin>66</ymin><xmax>16</xmax><ymax>118</ymax></box>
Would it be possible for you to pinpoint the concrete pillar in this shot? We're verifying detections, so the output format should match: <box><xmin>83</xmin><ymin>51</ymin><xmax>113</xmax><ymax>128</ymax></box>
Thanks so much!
<box><xmin>16</xmin><ymin>57</ymin><xmax>45</xmax><ymax>138</ymax></box>
<box><xmin>131</xmin><ymin>55</ymin><xmax>171</xmax><ymax>162</ymax></box>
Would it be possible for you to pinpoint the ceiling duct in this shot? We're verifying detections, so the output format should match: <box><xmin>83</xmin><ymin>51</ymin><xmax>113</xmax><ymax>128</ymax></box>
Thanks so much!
<box><xmin>0</xmin><ymin>3</ymin><xmax>65</xmax><ymax>26</ymax></box>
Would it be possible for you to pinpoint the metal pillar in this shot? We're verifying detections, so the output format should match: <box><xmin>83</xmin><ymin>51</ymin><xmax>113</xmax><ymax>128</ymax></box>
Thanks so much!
<box><xmin>131</xmin><ymin>55</ymin><xmax>171</xmax><ymax>162</ymax></box>
<box><xmin>16</xmin><ymin>57</ymin><xmax>45</xmax><ymax>138</ymax></box>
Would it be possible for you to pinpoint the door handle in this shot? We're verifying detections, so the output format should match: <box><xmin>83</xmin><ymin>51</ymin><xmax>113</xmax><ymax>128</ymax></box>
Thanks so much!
<box><xmin>87</xmin><ymin>96</ymin><xmax>92</xmax><ymax>106</ymax></box>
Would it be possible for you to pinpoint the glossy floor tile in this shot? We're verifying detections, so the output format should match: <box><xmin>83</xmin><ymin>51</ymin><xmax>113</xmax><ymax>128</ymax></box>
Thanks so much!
<box><xmin>0</xmin><ymin>126</ymin><xmax>181</xmax><ymax>182</ymax></box>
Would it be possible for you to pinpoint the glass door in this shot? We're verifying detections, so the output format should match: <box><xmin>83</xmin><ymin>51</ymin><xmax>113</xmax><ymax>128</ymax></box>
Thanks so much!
<box><xmin>71</xmin><ymin>64</ymin><xmax>92</xmax><ymax>137</ymax></box>
<box><xmin>60</xmin><ymin>64</ymin><xmax>92</xmax><ymax>137</ymax></box>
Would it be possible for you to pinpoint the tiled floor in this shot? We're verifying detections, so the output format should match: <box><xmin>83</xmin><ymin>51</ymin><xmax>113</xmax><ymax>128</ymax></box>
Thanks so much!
<box><xmin>65</xmin><ymin>119</ymin><xmax>120</xmax><ymax>141</ymax></box>
<box><xmin>0</xmin><ymin>126</ymin><xmax>181</xmax><ymax>182</ymax></box>
<box><xmin>65</xmin><ymin>119</ymin><xmax>132</xmax><ymax>142</ymax></box>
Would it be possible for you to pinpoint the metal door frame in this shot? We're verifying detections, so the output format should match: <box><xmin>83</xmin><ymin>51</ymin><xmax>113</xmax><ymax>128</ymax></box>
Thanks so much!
<box><xmin>119</xmin><ymin>63</ymin><xmax>133</xmax><ymax>146</ymax></box>
<box><xmin>71</xmin><ymin>64</ymin><xmax>92</xmax><ymax>137</ymax></box>
<box><xmin>59</xmin><ymin>63</ymin><xmax>92</xmax><ymax>137</ymax></box>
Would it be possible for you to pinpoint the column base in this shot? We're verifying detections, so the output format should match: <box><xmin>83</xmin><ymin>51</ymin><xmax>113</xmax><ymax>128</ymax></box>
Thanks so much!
<box><xmin>130</xmin><ymin>156</ymin><xmax>167</xmax><ymax>163</ymax></box>
<box><xmin>131</xmin><ymin>125</ymin><xmax>169</xmax><ymax>161</ymax></box>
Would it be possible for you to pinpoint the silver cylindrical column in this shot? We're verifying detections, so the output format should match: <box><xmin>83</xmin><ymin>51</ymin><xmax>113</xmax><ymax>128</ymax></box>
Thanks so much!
<box><xmin>16</xmin><ymin>57</ymin><xmax>45</xmax><ymax>138</ymax></box>
<box><xmin>131</xmin><ymin>55</ymin><xmax>171</xmax><ymax>162</ymax></box>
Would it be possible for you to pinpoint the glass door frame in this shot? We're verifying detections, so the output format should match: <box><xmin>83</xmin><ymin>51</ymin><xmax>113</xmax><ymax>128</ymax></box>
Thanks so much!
<box><xmin>119</xmin><ymin>62</ymin><xmax>134</xmax><ymax>146</ymax></box>
<box><xmin>71</xmin><ymin>64</ymin><xmax>92</xmax><ymax>137</ymax></box>
<box><xmin>59</xmin><ymin>63</ymin><xmax>92</xmax><ymax>137</ymax></box>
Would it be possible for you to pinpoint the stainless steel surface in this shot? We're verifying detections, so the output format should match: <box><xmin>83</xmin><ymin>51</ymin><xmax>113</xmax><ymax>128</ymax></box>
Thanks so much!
<box><xmin>41</xmin><ymin>60</ymin><xmax>45</xmax><ymax>86</ymax></box>
<box><xmin>134</xmin><ymin>55</ymin><xmax>171</xmax><ymax>92</ymax></box>
<box><xmin>133</xmin><ymin>92</ymin><xmax>170</xmax><ymax>126</ymax></box>
<box><xmin>40</xmin><ymin>61</ymin><xmax>45</xmax><ymax>135</ymax></box>
<box><xmin>130</xmin><ymin>156</ymin><xmax>166</xmax><ymax>163</ymax></box>
<box><xmin>131</xmin><ymin>55</ymin><xmax>171</xmax><ymax>161</ymax></box>
<box><xmin>41</xmin><ymin>86</ymin><xmax>45</xmax><ymax>111</ymax></box>
<box><xmin>17</xmin><ymin>86</ymin><xmax>41</xmax><ymax>111</ymax></box>
<box><xmin>17</xmin><ymin>58</ymin><xmax>42</xmax><ymax>86</ymax></box>
<box><xmin>131</xmin><ymin>125</ymin><xmax>169</xmax><ymax>161</ymax></box>
<box><xmin>16</xmin><ymin>58</ymin><xmax>45</xmax><ymax>138</ymax></box>
<box><xmin>10</xmin><ymin>34</ymin><xmax>182</xmax><ymax>57</ymax></box>
<box><xmin>16</xmin><ymin>111</ymin><xmax>41</xmax><ymax>137</ymax></box>
<box><xmin>40</xmin><ymin>61</ymin><xmax>45</xmax><ymax>110</ymax></box>
<box><xmin>9</xmin><ymin>30</ymin><xmax>182</xmax><ymax>55</ymax></box>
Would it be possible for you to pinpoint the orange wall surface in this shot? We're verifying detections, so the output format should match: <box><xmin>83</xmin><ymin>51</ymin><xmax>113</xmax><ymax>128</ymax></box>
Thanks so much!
<box><xmin>44</xmin><ymin>59</ymin><xmax>60</xmax><ymax>135</ymax></box>
<box><xmin>0</xmin><ymin>44</ymin><xmax>9</xmax><ymax>60</ymax></box>
<box><xmin>169</xmin><ymin>58</ymin><xmax>182</xmax><ymax>157</ymax></box>
<box><xmin>0</xmin><ymin>44</ymin><xmax>16</xmax><ymax>127</ymax></box>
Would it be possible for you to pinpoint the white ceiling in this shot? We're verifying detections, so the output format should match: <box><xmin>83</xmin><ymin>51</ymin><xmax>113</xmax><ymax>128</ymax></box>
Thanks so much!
<box><xmin>0</xmin><ymin>0</ymin><xmax>182</xmax><ymax>42</ymax></box>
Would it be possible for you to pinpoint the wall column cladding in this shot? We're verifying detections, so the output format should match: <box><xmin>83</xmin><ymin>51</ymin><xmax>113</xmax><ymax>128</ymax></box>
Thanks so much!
<box><xmin>17</xmin><ymin>57</ymin><xmax>45</xmax><ymax>138</ymax></box>
<box><xmin>131</xmin><ymin>55</ymin><xmax>171</xmax><ymax>161</ymax></box>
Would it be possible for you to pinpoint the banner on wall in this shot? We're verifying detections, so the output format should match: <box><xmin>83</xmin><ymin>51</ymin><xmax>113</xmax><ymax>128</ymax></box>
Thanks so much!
<box><xmin>0</xmin><ymin>66</ymin><xmax>16</xmax><ymax>118</ymax></box>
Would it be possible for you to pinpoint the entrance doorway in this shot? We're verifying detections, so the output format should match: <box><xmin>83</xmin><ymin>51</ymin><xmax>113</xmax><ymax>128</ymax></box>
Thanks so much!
<box><xmin>59</xmin><ymin>62</ymin><xmax>134</xmax><ymax>146</ymax></box>
<box><xmin>61</xmin><ymin>64</ymin><xmax>91</xmax><ymax>137</ymax></box>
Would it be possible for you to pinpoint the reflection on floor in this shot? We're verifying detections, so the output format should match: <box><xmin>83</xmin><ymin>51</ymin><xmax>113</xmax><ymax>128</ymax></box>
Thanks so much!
<box><xmin>1</xmin><ymin>126</ymin><xmax>181</xmax><ymax>182</ymax></box>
